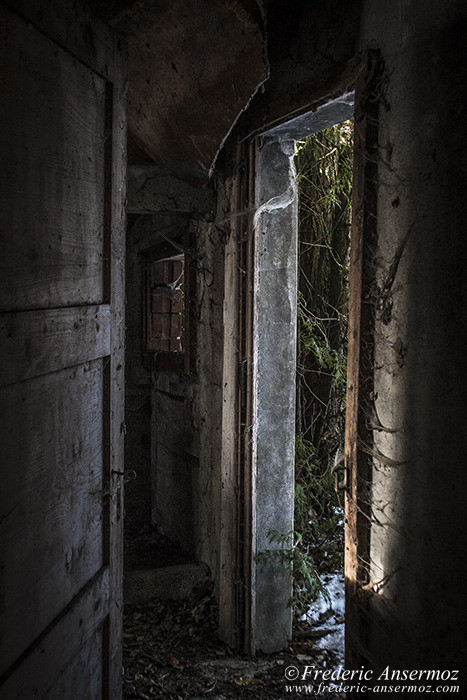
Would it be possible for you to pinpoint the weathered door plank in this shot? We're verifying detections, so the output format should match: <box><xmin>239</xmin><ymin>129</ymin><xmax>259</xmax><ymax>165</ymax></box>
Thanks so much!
<box><xmin>0</xmin><ymin>305</ymin><xmax>110</xmax><ymax>386</ymax></box>
<box><xmin>0</xmin><ymin>1</ymin><xmax>126</xmax><ymax>696</ymax></box>
<box><xmin>0</xmin><ymin>362</ymin><xmax>105</xmax><ymax>676</ymax></box>
<box><xmin>344</xmin><ymin>52</ymin><xmax>381</xmax><ymax>670</ymax></box>
<box><xmin>0</xmin><ymin>5</ymin><xmax>107</xmax><ymax>312</ymax></box>
<box><xmin>0</xmin><ymin>569</ymin><xmax>110</xmax><ymax>697</ymax></box>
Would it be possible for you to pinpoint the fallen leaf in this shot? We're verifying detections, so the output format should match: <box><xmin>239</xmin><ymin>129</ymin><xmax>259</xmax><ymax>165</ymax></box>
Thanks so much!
<box><xmin>234</xmin><ymin>677</ymin><xmax>265</xmax><ymax>686</ymax></box>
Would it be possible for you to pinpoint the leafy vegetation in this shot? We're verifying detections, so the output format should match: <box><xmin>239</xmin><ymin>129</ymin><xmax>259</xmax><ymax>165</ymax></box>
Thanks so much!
<box><xmin>256</xmin><ymin>527</ymin><xmax>330</xmax><ymax>618</ymax></box>
<box><xmin>292</xmin><ymin>121</ymin><xmax>353</xmax><ymax>616</ymax></box>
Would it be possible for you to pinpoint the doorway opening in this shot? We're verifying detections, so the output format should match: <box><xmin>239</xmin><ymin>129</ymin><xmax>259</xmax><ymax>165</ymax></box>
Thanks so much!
<box><xmin>246</xmin><ymin>90</ymin><xmax>356</xmax><ymax>656</ymax></box>
<box><xmin>292</xmin><ymin>120</ymin><xmax>354</xmax><ymax>665</ymax></box>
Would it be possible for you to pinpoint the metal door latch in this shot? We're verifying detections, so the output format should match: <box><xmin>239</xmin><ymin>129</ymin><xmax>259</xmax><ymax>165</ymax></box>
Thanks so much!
<box><xmin>111</xmin><ymin>469</ymin><xmax>137</xmax><ymax>484</ymax></box>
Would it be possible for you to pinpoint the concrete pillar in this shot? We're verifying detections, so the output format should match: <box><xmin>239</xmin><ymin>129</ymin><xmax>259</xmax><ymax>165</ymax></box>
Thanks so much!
<box><xmin>253</xmin><ymin>137</ymin><xmax>298</xmax><ymax>651</ymax></box>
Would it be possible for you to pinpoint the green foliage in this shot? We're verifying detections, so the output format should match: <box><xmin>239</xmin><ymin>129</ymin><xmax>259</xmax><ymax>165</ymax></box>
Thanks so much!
<box><xmin>290</xmin><ymin>121</ymin><xmax>353</xmax><ymax>616</ymax></box>
<box><xmin>297</xmin><ymin>293</ymin><xmax>347</xmax><ymax>392</ymax></box>
<box><xmin>294</xmin><ymin>433</ymin><xmax>344</xmax><ymax>574</ymax></box>
<box><xmin>295</xmin><ymin>121</ymin><xmax>353</xmax><ymax>228</ymax></box>
<box><xmin>256</xmin><ymin>528</ymin><xmax>330</xmax><ymax>619</ymax></box>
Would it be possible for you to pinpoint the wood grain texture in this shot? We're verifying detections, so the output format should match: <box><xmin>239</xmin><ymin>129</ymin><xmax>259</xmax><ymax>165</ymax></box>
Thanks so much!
<box><xmin>0</xmin><ymin>570</ymin><xmax>109</xmax><ymax>698</ymax></box>
<box><xmin>3</xmin><ymin>0</ymin><xmax>119</xmax><ymax>81</ymax></box>
<box><xmin>0</xmin><ymin>361</ymin><xmax>105</xmax><ymax>677</ymax></box>
<box><xmin>46</xmin><ymin>621</ymin><xmax>104</xmax><ymax>700</ymax></box>
<box><xmin>0</xmin><ymin>4</ymin><xmax>127</xmax><ymax>696</ymax></box>
<box><xmin>344</xmin><ymin>51</ymin><xmax>381</xmax><ymax>670</ymax></box>
<box><xmin>106</xmin><ymin>35</ymin><xmax>127</xmax><ymax>698</ymax></box>
<box><xmin>0</xmin><ymin>304</ymin><xmax>110</xmax><ymax>387</ymax></box>
<box><xmin>0</xmin><ymin>5</ymin><xmax>106</xmax><ymax>312</ymax></box>
<box><xmin>344</xmin><ymin>119</ymin><xmax>364</xmax><ymax>596</ymax></box>
<box><xmin>218</xmin><ymin>139</ymin><xmax>257</xmax><ymax>653</ymax></box>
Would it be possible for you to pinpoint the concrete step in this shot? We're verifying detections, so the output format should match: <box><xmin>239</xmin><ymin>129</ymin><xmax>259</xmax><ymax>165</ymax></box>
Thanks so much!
<box><xmin>124</xmin><ymin>562</ymin><xmax>211</xmax><ymax>604</ymax></box>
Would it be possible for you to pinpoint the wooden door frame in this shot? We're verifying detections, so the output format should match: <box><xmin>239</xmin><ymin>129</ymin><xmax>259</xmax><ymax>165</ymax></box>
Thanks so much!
<box><xmin>344</xmin><ymin>52</ymin><xmax>382</xmax><ymax>669</ymax></box>
<box><xmin>219</xmin><ymin>51</ymin><xmax>382</xmax><ymax>661</ymax></box>
<box><xmin>220</xmin><ymin>139</ymin><xmax>257</xmax><ymax>652</ymax></box>
<box><xmin>104</xmin><ymin>40</ymin><xmax>127</xmax><ymax>700</ymax></box>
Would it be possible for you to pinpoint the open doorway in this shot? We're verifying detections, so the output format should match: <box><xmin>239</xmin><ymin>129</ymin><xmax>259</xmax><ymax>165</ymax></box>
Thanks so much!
<box><xmin>235</xmin><ymin>54</ymin><xmax>384</xmax><ymax>668</ymax></box>
<box><xmin>236</xmin><ymin>92</ymin><xmax>356</xmax><ymax>657</ymax></box>
<box><xmin>292</xmin><ymin>121</ymin><xmax>354</xmax><ymax>665</ymax></box>
<box><xmin>121</xmin><ymin>57</ymin><xmax>383</xmax><ymax>694</ymax></box>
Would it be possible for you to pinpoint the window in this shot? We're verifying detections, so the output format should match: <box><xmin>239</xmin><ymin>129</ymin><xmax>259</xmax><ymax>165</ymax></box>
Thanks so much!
<box><xmin>146</xmin><ymin>255</ymin><xmax>184</xmax><ymax>353</ymax></box>
<box><xmin>142</xmin><ymin>239</ymin><xmax>195</xmax><ymax>373</ymax></box>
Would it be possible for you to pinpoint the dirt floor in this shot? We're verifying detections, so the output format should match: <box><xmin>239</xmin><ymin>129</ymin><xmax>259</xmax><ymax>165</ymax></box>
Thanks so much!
<box><xmin>122</xmin><ymin>584</ymin><xmax>346</xmax><ymax>699</ymax></box>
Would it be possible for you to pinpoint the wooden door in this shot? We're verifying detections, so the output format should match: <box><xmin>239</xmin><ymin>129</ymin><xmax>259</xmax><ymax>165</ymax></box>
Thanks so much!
<box><xmin>0</xmin><ymin>1</ymin><xmax>126</xmax><ymax>697</ymax></box>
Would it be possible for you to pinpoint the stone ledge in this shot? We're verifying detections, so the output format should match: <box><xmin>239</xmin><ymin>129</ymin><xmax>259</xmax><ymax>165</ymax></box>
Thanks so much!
<box><xmin>124</xmin><ymin>563</ymin><xmax>211</xmax><ymax>604</ymax></box>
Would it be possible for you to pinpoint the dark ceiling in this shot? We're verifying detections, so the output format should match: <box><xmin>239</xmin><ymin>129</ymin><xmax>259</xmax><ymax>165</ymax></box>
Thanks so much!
<box><xmin>89</xmin><ymin>0</ymin><xmax>275</xmax><ymax>185</ymax></box>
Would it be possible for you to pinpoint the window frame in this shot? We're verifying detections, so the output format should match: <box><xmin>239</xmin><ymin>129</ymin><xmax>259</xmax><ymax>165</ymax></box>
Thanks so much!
<box><xmin>141</xmin><ymin>234</ymin><xmax>196</xmax><ymax>374</ymax></box>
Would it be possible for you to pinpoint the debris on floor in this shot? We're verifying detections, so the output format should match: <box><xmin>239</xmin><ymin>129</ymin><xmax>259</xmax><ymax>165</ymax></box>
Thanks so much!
<box><xmin>122</xmin><ymin>582</ymin><xmax>346</xmax><ymax>699</ymax></box>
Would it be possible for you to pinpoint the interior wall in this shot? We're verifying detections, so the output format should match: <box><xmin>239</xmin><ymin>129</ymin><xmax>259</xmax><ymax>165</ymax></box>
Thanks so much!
<box><xmin>124</xmin><ymin>213</ymin><xmax>154</xmax><ymax>535</ymax></box>
<box><xmin>125</xmin><ymin>211</ymin><xmax>192</xmax><ymax>539</ymax></box>
<box><xmin>3</xmin><ymin>0</ymin><xmax>465</xmax><ymax>678</ymax></box>
<box><xmin>152</xmin><ymin>368</ymin><xmax>197</xmax><ymax>555</ymax></box>
<box><xmin>191</xmin><ymin>201</ymin><xmax>226</xmax><ymax>582</ymax></box>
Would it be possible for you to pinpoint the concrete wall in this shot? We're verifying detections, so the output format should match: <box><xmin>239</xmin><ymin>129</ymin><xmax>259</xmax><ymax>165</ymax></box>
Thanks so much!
<box><xmin>191</xmin><ymin>207</ymin><xmax>226</xmax><ymax>581</ymax></box>
<box><xmin>151</xmin><ymin>370</ymin><xmax>197</xmax><ymax>555</ymax></box>
<box><xmin>124</xmin><ymin>213</ymin><xmax>154</xmax><ymax>535</ymax></box>
<box><xmin>124</xmin><ymin>210</ymin><xmax>193</xmax><ymax>538</ymax></box>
